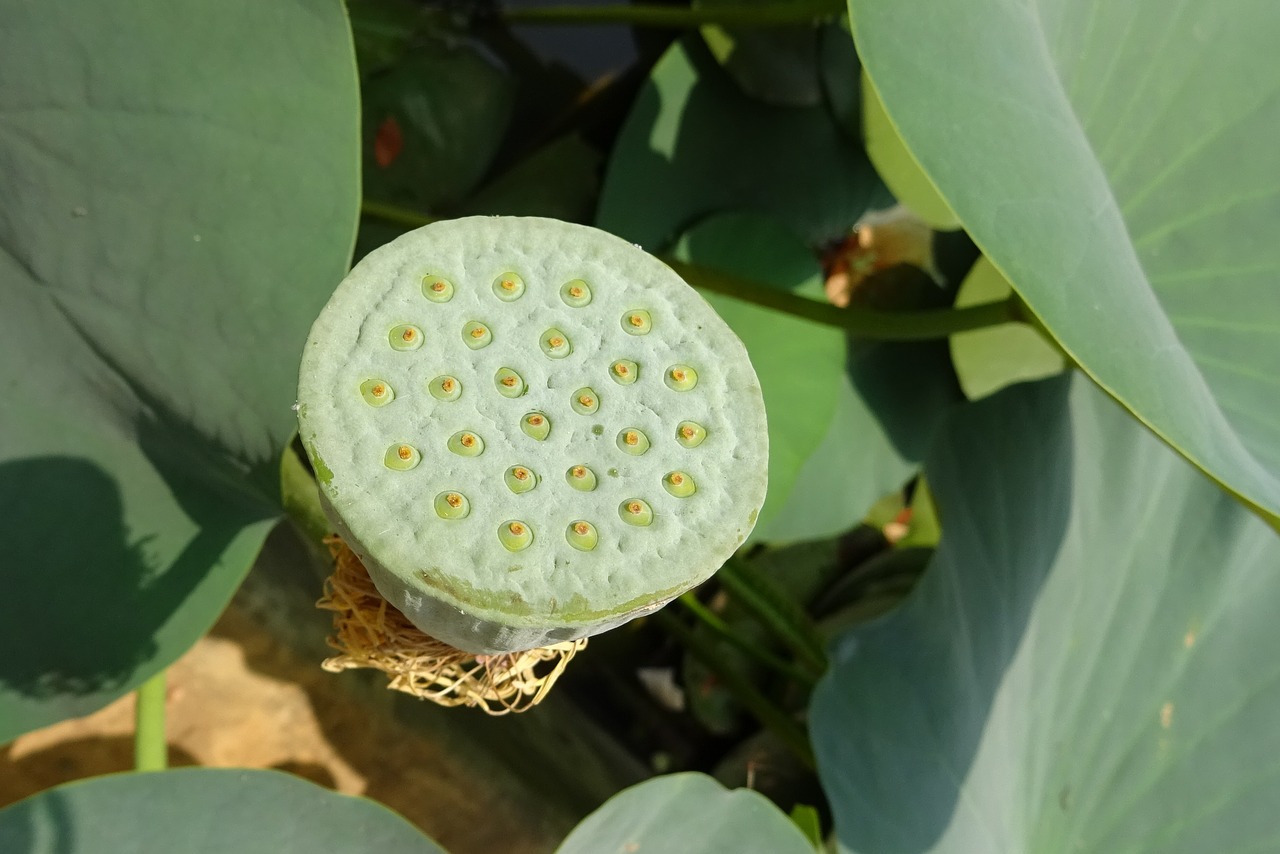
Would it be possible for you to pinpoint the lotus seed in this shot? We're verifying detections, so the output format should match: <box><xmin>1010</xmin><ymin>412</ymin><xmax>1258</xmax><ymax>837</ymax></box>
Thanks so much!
<box><xmin>560</xmin><ymin>279</ymin><xmax>592</xmax><ymax>307</ymax></box>
<box><xmin>448</xmin><ymin>430</ymin><xmax>485</xmax><ymax>457</ymax></box>
<box><xmin>517</xmin><ymin>411</ymin><xmax>549</xmax><ymax>441</ymax></box>
<box><xmin>616</xmin><ymin>428</ymin><xmax>650</xmax><ymax>456</ymax></box>
<box><xmin>434</xmin><ymin>491</ymin><xmax>470</xmax><ymax>519</ymax></box>
<box><xmin>566</xmin><ymin>520</ymin><xmax>599</xmax><ymax>551</ymax></box>
<box><xmin>494</xmin><ymin>367</ymin><xmax>526</xmax><ymax>398</ymax></box>
<box><xmin>571</xmin><ymin>387</ymin><xmax>599</xmax><ymax>415</ymax></box>
<box><xmin>505</xmin><ymin>465</ymin><xmax>539</xmax><ymax>494</ymax></box>
<box><xmin>540</xmin><ymin>328</ymin><xmax>572</xmax><ymax>359</ymax></box>
<box><xmin>462</xmin><ymin>321</ymin><xmax>492</xmax><ymax>349</ymax></box>
<box><xmin>422</xmin><ymin>274</ymin><xmax>455</xmax><ymax>302</ymax></box>
<box><xmin>389</xmin><ymin>324</ymin><xmax>424</xmax><ymax>351</ymax></box>
<box><xmin>619</xmin><ymin>498</ymin><xmax>654</xmax><ymax>527</ymax></box>
<box><xmin>663</xmin><ymin>471</ymin><xmax>696</xmax><ymax>498</ymax></box>
<box><xmin>498</xmin><ymin>520</ymin><xmax>533</xmax><ymax>551</ymax></box>
<box><xmin>676</xmin><ymin>421</ymin><xmax>707</xmax><ymax>448</ymax></box>
<box><xmin>622</xmin><ymin>310</ymin><xmax>652</xmax><ymax>335</ymax></box>
<box><xmin>359</xmin><ymin>379</ymin><xmax>395</xmax><ymax>407</ymax></box>
<box><xmin>429</xmin><ymin>375</ymin><xmax>462</xmax><ymax>401</ymax></box>
<box><xmin>610</xmin><ymin>359</ymin><xmax>638</xmax><ymax>385</ymax></box>
<box><xmin>565</xmin><ymin>465</ymin><xmax>598</xmax><ymax>492</ymax></box>
<box><xmin>493</xmin><ymin>272</ymin><xmax>526</xmax><ymax>301</ymax></box>
<box><xmin>384</xmin><ymin>443</ymin><xmax>421</xmax><ymax>471</ymax></box>
<box><xmin>665</xmin><ymin>364</ymin><xmax>698</xmax><ymax>391</ymax></box>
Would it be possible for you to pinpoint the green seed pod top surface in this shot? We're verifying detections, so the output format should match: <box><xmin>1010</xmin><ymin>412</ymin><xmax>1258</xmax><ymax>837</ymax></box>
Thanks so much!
<box><xmin>297</xmin><ymin>217</ymin><xmax>768</xmax><ymax>653</ymax></box>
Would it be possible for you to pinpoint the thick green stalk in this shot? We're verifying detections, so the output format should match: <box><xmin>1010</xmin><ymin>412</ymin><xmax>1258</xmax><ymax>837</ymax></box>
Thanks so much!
<box><xmin>360</xmin><ymin>199</ymin><xmax>1023</xmax><ymax>341</ymax></box>
<box><xmin>667</xmin><ymin>258</ymin><xmax>1021</xmax><ymax>340</ymax></box>
<box><xmin>134</xmin><ymin>670</ymin><xmax>167</xmax><ymax>771</ymax></box>
<box><xmin>655</xmin><ymin>610</ymin><xmax>815</xmax><ymax>768</ymax></box>
<box><xmin>502</xmin><ymin>1</ymin><xmax>844</xmax><ymax>28</ymax></box>
<box><xmin>677</xmin><ymin>593</ymin><xmax>817</xmax><ymax>688</ymax></box>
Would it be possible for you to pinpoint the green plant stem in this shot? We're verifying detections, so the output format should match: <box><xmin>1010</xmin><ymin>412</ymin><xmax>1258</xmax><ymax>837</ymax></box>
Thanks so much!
<box><xmin>501</xmin><ymin>1</ymin><xmax>844</xmax><ymax>28</ymax></box>
<box><xmin>718</xmin><ymin>560</ymin><xmax>828</xmax><ymax>676</ymax></box>
<box><xmin>360</xmin><ymin>199</ymin><xmax>1022</xmax><ymax>341</ymax></box>
<box><xmin>667</xmin><ymin>259</ymin><xmax>1021</xmax><ymax>340</ymax></box>
<box><xmin>677</xmin><ymin>593</ymin><xmax>817</xmax><ymax>688</ymax></box>
<box><xmin>361</xmin><ymin>199</ymin><xmax>441</xmax><ymax>230</ymax></box>
<box><xmin>655</xmin><ymin>610</ymin><xmax>815</xmax><ymax>768</ymax></box>
<box><xmin>134</xmin><ymin>670</ymin><xmax>167</xmax><ymax>772</ymax></box>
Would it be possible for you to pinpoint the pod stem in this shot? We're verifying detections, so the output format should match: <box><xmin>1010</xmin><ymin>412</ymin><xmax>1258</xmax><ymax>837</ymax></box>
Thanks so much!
<box><xmin>359</xmin><ymin>199</ymin><xmax>1021</xmax><ymax>341</ymax></box>
<box><xmin>134</xmin><ymin>669</ymin><xmax>168</xmax><ymax>771</ymax></box>
<box><xmin>718</xmin><ymin>559</ymin><xmax>828</xmax><ymax>677</ymax></box>
<box><xmin>655</xmin><ymin>610</ymin><xmax>815</xmax><ymax>769</ymax></box>
<box><xmin>677</xmin><ymin>592</ymin><xmax>818</xmax><ymax>689</ymax></box>
<box><xmin>500</xmin><ymin>1</ymin><xmax>844</xmax><ymax>27</ymax></box>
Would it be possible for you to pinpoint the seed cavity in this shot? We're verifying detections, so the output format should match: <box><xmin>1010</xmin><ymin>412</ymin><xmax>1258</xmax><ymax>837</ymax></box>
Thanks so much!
<box><xmin>619</xmin><ymin>498</ymin><xmax>654</xmax><ymax>527</ymax></box>
<box><xmin>492</xmin><ymin>272</ymin><xmax>526</xmax><ymax>302</ymax></box>
<box><xmin>359</xmin><ymin>378</ymin><xmax>394</xmax><ymax>407</ymax></box>
<box><xmin>494</xmin><ymin>367</ymin><xmax>526</xmax><ymax>398</ymax></box>
<box><xmin>429</xmin><ymin>375</ymin><xmax>462</xmax><ymax>401</ymax></box>
<box><xmin>462</xmin><ymin>321</ymin><xmax>492</xmax><ymax>349</ymax></box>
<box><xmin>389</xmin><ymin>324</ymin><xmax>424</xmax><ymax>351</ymax></box>
<box><xmin>498</xmin><ymin>520</ymin><xmax>533</xmax><ymax>551</ymax></box>
<box><xmin>616</xmin><ymin>428</ymin><xmax>650</xmax><ymax>456</ymax></box>
<box><xmin>622</xmin><ymin>310</ymin><xmax>652</xmax><ymax>335</ymax></box>
<box><xmin>560</xmin><ymin>279</ymin><xmax>592</xmax><ymax>307</ymax></box>
<box><xmin>610</xmin><ymin>359</ymin><xmax>638</xmax><ymax>385</ymax></box>
<box><xmin>566</xmin><ymin>520</ymin><xmax>598</xmax><ymax>551</ymax></box>
<box><xmin>434</xmin><ymin>491</ymin><xmax>470</xmax><ymax>519</ymax></box>
<box><xmin>663</xmin><ymin>471</ymin><xmax>696</xmax><ymax>498</ymax></box>
<box><xmin>447</xmin><ymin>430</ymin><xmax>485</xmax><ymax>457</ymax></box>
<box><xmin>676</xmin><ymin>421</ymin><xmax>707</xmax><ymax>448</ymax></box>
<box><xmin>422</xmin><ymin>274</ymin><xmax>455</xmax><ymax>303</ymax></box>
<box><xmin>505</xmin><ymin>465</ymin><xmax>539</xmax><ymax>494</ymax></box>
<box><xmin>571</xmin><ymin>387</ymin><xmax>599</xmax><ymax>415</ymax></box>
<box><xmin>521</xmin><ymin>411</ymin><xmax>551</xmax><ymax>441</ymax></box>
<box><xmin>383</xmin><ymin>443</ymin><xmax>421</xmax><ymax>471</ymax></box>
<box><xmin>540</xmin><ymin>328</ymin><xmax>572</xmax><ymax>359</ymax></box>
<box><xmin>565</xmin><ymin>465</ymin><xmax>598</xmax><ymax>492</ymax></box>
<box><xmin>665</xmin><ymin>364</ymin><xmax>698</xmax><ymax>391</ymax></box>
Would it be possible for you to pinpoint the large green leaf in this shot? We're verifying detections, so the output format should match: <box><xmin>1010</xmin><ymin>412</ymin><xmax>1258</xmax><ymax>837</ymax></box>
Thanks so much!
<box><xmin>0</xmin><ymin>769</ymin><xmax>444</xmax><ymax>853</ymax></box>
<box><xmin>598</xmin><ymin>36</ymin><xmax>890</xmax><ymax>250</ymax></box>
<box><xmin>849</xmin><ymin>1</ymin><xmax>1280</xmax><ymax>524</ymax></box>
<box><xmin>811</xmin><ymin>373</ymin><xmax>1280</xmax><ymax>852</ymax></box>
<box><xmin>0</xmin><ymin>0</ymin><xmax>359</xmax><ymax>739</ymax></box>
<box><xmin>555</xmin><ymin>773</ymin><xmax>814</xmax><ymax>854</ymax></box>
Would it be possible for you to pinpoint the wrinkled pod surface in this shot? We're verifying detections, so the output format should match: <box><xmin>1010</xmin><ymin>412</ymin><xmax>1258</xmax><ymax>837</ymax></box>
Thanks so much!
<box><xmin>297</xmin><ymin>217</ymin><xmax>768</xmax><ymax>654</ymax></box>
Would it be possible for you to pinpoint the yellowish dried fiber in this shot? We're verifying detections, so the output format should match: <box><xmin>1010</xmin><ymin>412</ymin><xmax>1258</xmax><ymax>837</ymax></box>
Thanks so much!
<box><xmin>316</xmin><ymin>537</ymin><xmax>585</xmax><ymax>714</ymax></box>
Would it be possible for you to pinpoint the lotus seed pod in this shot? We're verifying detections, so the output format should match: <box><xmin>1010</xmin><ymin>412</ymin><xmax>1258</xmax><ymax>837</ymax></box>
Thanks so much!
<box><xmin>297</xmin><ymin>216</ymin><xmax>768</xmax><ymax>654</ymax></box>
